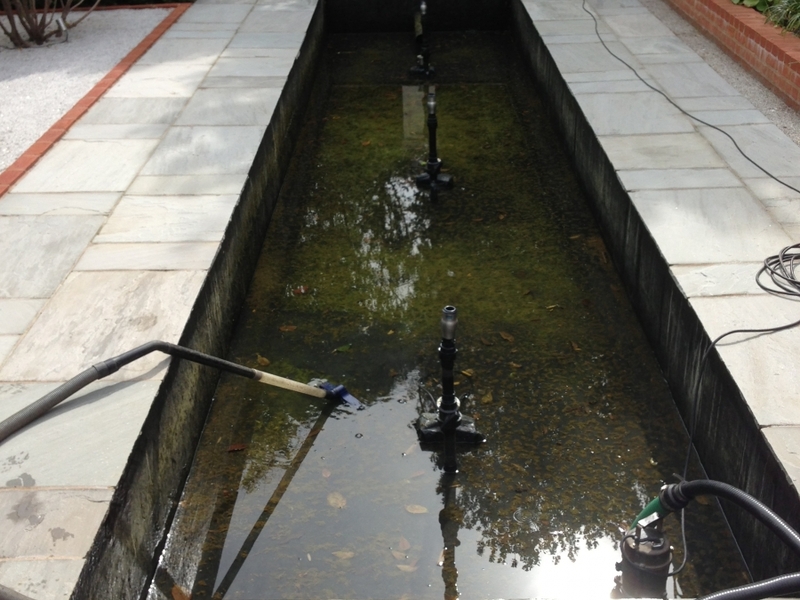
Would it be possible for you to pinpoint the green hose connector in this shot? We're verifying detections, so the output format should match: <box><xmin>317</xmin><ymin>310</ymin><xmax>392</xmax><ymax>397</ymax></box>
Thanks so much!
<box><xmin>631</xmin><ymin>496</ymin><xmax>669</xmax><ymax>528</ymax></box>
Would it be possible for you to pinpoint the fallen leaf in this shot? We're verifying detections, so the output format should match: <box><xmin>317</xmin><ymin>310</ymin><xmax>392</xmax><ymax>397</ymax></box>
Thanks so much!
<box><xmin>171</xmin><ymin>585</ymin><xmax>191</xmax><ymax>600</ymax></box>
<box><xmin>581</xmin><ymin>299</ymin><xmax>593</xmax><ymax>308</ymax></box>
<box><xmin>279</xmin><ymin>325</ymin><xmax>297</xmax><ymax>332</ymax></box>
<box><xmin>398</xmin><ymin>536</ymin><xmax>411</xmax><ymax>551</ymax></box>
<box><xmin>571</xmin><ymin>341</ymin><xmax>581</xmax><ymax>352</ymax></box>
<box><xmin>327</xmin><ymin>491</ymin><xmax>347</xmax><ymax>509</ymax></box>
<box><xmin>396</xmin><ymin>564</ymin><xmax>418</xmax><ymax>572</ymax></box>
<box><xmin>546</xmin><ymin>304</ymin><xmax>562</xmax><ymax>311</ymax></box>
<box><xmin>480</xmin><ymin>337</ymin><xmax>495</xmax><ymax>346</ymax></box>
<box><xmin>461</xmin><ymin>368</ymin><xmax>474</xmax><ymax>377</ymax></box>
<box><xmin>227</xmin><ymin>443</ymin><xmax>247</xmax><ymax>452</ymax></box>
<box><xmin>361</xmin><ymin>140</ymin><xmax>371</xmax><ymax>146</ymax></box>
<box><xmin>389</xmin><ymin>368</ymin><xmax>399</xmax><ymax>377</ymax></box>
<box><xmin>391</xmin><ymin>550</ymin><xmax>407</xmax><ymax>560</ymax></box>
<box><xmin>256</xmin><ymin>354</ymin><xmax>270</xmax><ymax>367</ymax></box>
<box><xmin>500</xmin><ymin>331</ymin><xmax>515</xmax><ymax>343</ymax></box>
<box><xmin>292</xmin><ymin>285</ymin><xmax>308</xmax><ymax>295</ymax></box>
<box><xmin>569</xmin><ymin>234</ymin><xmax>582</xmax><ymax>240</ymax></box>
<box><xmin>510</xmin><ymin>362</ymin><xmax>521</xmax><ymax>369</ymax></box>
<box><xmin>405</xmin><ymin>504</ymin><xmax>428</xmax><ymax>514</ymax></box>
<box><xmin>321</xmin><ymin>468</ymin><xmax>331</xmax><ymax>478</ymax></box>
<box><xmin>387</xmin><ymin>329</ymin><xmax>395</xmax><ymax>335</ymax></box>
<box><xmin>497</xmin><ymin>212</ymin><xmax>507</xmax><ymax>220</ymax></box>
<box><xmin>332</xmin><ymin>550</ymin><xmax>355</xmax><ymax>559</ymax></box>
<box><xmin>481</xmin><ymin>391</ymin><xmax>493</xmax><ymax>404</ymax></box>
<box><xmin>522</xmin><ymin>290</ymin><xmax>533</xmax><ymax>296</ymax></box>
<box><xmin>333</xmin><ymin>343</ymin><xmax>352</xmax><ymax>353</ymax></box>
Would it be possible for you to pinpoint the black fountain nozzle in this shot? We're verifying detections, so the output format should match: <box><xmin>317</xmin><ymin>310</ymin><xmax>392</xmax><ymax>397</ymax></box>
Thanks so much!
<box><xmin>415</xmin><ymin>91</ymin><xmax>453</xmax><ymax>196</ymax></box>
<box><xmin>416</xmin><ymin>306</ymin><xmax>486</xmax><ymax>458</ymax></box>
<box><xmin>410</xmin><ymin>0</ymin><xmax>434</xmax><ymax>78</ymax></box>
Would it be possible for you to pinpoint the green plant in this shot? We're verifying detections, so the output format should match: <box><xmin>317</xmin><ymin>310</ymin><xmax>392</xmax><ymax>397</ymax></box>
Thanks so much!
<box><xmin>765</xmin><ymin>0</ymin><xmax>800</xmax><ymax>32</ymax></box>
<box><xmin>0</xmin><ymin>0</ymin><xmax>101</xmax><ymax>48</ymax></box>
<box><xmin>731</xmin><ymin>0</ymin><xmax>777</xmax><ymax>13</ymax></box>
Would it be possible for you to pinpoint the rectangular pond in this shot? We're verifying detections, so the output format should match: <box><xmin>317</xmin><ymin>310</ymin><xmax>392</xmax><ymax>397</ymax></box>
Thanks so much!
<box><xmin>149</xmin><ymin>31</ymin><xmax>748</xmax><ymax>600</ymax></box>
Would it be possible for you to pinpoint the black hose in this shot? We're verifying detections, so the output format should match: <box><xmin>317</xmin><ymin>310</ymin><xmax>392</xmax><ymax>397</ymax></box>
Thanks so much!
<box><xmin>699</xmin><ymin>572</ymin><xmax>800</xmax><ymax>600</ymax></box>
<box><xmin>0</xmin><ymin>341</ymin><xmax>260</xmax><ymax>445</ymax></box>
<box><xmin>661</xmin><ymin>479</ymin><xmax>800</xmax><ymax>558</ymax></box>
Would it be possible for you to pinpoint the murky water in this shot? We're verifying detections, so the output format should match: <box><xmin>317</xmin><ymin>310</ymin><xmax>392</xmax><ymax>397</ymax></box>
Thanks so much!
<box><xmin>153</xmin><ymin>32</ymin><xmax>749</xmax><ymax>600</ymax></box>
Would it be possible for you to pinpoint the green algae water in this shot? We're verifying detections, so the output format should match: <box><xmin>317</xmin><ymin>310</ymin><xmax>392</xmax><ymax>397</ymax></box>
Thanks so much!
<box><xmin>153</xmin><ymin>32</ymin><xmax>749</xmax><ymax>600</ymax></box>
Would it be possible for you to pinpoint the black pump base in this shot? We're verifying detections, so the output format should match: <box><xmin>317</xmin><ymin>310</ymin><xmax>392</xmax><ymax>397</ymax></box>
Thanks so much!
<box><xmin>416</xmin><ymin>413</ymin><xmax>485</xmax><ymax>444</ymax></box>
<box><xmin>415</xmin><ymin>171</ymin><xmax>453</xmax><ymax>189</ymax></box>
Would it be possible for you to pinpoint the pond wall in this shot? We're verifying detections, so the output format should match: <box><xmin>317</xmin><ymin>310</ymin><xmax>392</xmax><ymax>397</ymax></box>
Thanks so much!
<box><xmin>71</xmin><ymin>6</ymin><xmax>327</xmax><ymax>599</ymax></box>
<box><xmin>507</xmin><ymin>0</ymin><xmax>800</xmax><ymax>582</ymax></box>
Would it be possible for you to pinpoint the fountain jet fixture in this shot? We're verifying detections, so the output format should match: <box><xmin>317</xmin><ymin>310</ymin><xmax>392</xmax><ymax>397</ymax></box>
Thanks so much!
<box><xmin>416</xmin><ymin>306</ymin><xmax>486</xmax><ymax>461</ymax></box>
<box><xmin>410</xmin><ymin>0</ymin><xmax>434</xmax><ymax>78</ymax></box>
<box><xmin>415</xmin><ymin>90</ymin><xmax>453</xmax><ymax>196</ymax></box>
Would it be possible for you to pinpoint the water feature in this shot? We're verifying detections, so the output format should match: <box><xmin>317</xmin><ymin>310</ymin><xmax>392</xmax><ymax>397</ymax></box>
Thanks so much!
<box><xmin>150</xmin><ymin>31</ymin><xmax>749</xmax><ymax>600</ymax></box>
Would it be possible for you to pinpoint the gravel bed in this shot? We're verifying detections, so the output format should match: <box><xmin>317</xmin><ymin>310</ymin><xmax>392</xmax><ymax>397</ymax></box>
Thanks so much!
<box><xmin>0</xmin><ymin>8</ymin><xmax>170</xmax><ymax>172</ymax></box>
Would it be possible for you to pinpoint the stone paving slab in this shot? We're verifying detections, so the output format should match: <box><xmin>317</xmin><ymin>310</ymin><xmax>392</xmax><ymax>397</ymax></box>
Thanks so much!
<box><xmin>0</xmin><ymin>487</ymin><xmax>114</xmax><ymax>558</ymax></box>
<box><xmin>0</xmin><ymin>381</ymin><xmax>161</xmax><ymax>487</ymax></box>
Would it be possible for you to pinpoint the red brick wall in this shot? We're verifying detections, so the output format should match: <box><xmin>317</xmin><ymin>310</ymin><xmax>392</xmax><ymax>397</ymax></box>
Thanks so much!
<box><xmin>664</xmin><ymin>0</ymin><xmax>800</xmax><ymax>109</ymax></box>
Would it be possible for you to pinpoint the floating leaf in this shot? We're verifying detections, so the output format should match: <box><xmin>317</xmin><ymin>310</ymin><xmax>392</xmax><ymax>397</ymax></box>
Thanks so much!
<box><xmin>171</xmin><ymin>585</ymin><xmax>191</xmax><ymax>600</ymax></box>
<box><xmin>256</xmin><ymin>354</ymin><xmax>270</xmax><ymax>367</ymax></box>
<box><xmin>499</xmin><ymin>331</ymin><xmax>515</xmax><ymax>343</ymax></box>
<box><xmin>391</xmin><ymin>550</ymin><xmax>407</xmax><ymax>560</ymax></box>
<box><xmin>409</xmin><ymin>470</ymin><xmax>425</xmax><ymax>479</ymax></box>
<box><xmin>279</xmin><ymin>325</ymin><xmax>297</xmax><ymax>332</ymax></box>
<box><xmin>307</xmin><ymin>553</ymin><xmax>312</xmax><ymax>561</ymax></box>
<box><xmin>332</xmin><ymin>550</ymin><xmax>354</xmax><ymax>559</ymax></box>
<box><xmin>227</xmin><ymin>443</ymin><xmax>247</xmax><ymax>453</ymax></box>
<box><xmin>571</xmin><ymin>341</ymin><xmax>581</xmax><ymax>352</ymax></box>
<box><xmin>333</xmin><ymin>343</ymin><xmax>352</xmax><ymax>353</ymax></box>
<box><xmin>481</xmin><ymin>391</ymin><xmax>493</xmax><ymax>404</ymax></box>
<box><xmin>398</xmin><ymin>536</ymin><xmax>411</xmax><ymax>551</ymax></box>
<box><xmin>461</xmin><ymin>369</ymin><xmax>474</xmax><ymax>377</ymax></box>
<box><xmin>327</xmin><ymin>491</ymin><xmax>347</xmax><ymax>509</ymax></box>
<box><xmin>321</xmin><ymin>468</ymin><xmax>331</xmax><ymax>478</ymax></box>
<box><xmin>405</xmin><ymin>504</ymin><xmax>428</xmax><ymax>514</ymax></box>
<box><xmin>396</xmin><ymin>564</ymin><xmax>418</xmax><ymax>572</ymax></box>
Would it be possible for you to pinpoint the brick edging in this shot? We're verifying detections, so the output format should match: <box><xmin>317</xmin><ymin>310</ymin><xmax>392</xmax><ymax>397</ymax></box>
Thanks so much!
<box><xmin>664</xmin><ymin>0</ymin><xmax>800</xmax><ymax>110</ymax></box>
<box><xmin>0</xmin><ymin>3</ymin><xmax>191</xmax><ymax>198</ymax></box>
